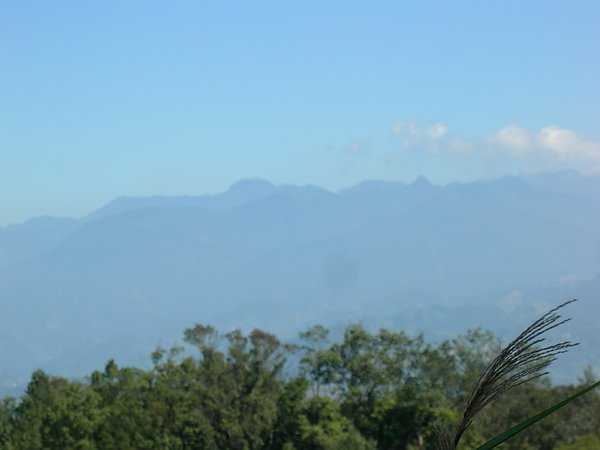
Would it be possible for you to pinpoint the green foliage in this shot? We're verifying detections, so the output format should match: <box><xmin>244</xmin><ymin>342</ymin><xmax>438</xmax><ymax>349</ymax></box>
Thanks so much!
<box><xmin>9</xmin><ymin>370</ymin><xmax>103</xmax><ymax>450</ymax></box>
<box><xmin>475</xmin><ymin>380</ymin><xmax>600</xmax><ymax>450</ymax></box>
<box><xmin>0</xmin><ymin>321</ymin><xmax>597</xmax><ymax>449</ymax></box>
<box><xmin>0</xmin><ymin>397</ymin><xmax>16</xmax><ymax>447</ymax></box>
<box><xmin>556</xmin><ymin>434</ymin><xmax>600</xmax><ymax>450</ymax></box>
<box><xmin>294</xmin><ymin>396</ymin><xmax>376</xmax><ymax>450</ymax></box>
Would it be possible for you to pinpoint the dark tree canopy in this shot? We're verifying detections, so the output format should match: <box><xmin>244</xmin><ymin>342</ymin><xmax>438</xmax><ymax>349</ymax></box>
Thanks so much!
<box><xmin>0</xmin><ymin>324</ymin><xmax>597</xmax><ymax>450</ymax></box>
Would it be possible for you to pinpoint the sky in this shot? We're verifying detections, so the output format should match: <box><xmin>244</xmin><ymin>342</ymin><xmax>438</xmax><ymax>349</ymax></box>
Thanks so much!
<box><xmin>1</xmin><ymin>0</ymin><xmax>599</xmax><ymax>225</ymax></box>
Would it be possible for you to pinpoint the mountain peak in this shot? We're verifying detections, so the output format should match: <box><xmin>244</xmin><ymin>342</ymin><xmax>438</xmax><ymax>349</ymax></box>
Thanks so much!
<box><xmin>339</xmin><ymin>180</ymin><xmax>406</xmax><ymax>195</ymax></box>
<box><xmin>410</xmin><ymin>175</ymin><xmax>433</xmax><ymax>188</ymax></box>
<box><xmin>227</xmin><ymin>178</ymin><xmax>275</xmax><ymax>194</ymax></box>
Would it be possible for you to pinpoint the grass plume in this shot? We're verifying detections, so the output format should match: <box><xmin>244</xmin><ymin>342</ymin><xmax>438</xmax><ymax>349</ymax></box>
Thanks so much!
<box><xmin>438</xmin><ymin>299</ymin><xmax>579</xmax><ymax>449</ymax></box>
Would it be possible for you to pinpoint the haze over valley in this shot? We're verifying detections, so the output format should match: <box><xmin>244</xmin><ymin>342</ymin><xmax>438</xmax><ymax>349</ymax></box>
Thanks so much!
<box><xmin>1</xmin><ymin>170</ymin><xmax>599</xmax><ymax>394</ymax></box>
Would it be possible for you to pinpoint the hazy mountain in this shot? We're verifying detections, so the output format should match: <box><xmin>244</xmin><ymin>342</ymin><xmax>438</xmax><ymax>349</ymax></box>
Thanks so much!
<box><xmin>525</xmin><ymin>170</ymin><xmax>600</xmax><ymax>198</ymax></box>
<box><xmin>1</xmin><ymin>171</ymin><xmax>599</xmax><ymax>394</ymax></box>
<box><xmin>0</xmin><ymin>216</ymin><xmax>80</xmax><ymax>270</ymax></box>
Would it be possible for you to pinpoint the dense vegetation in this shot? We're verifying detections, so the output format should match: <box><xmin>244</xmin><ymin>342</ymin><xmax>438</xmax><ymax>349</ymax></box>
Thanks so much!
<box><xmin>0</xmin><ymin>324</ymin><xmax>598</xmax><ymax>450</ymax></box>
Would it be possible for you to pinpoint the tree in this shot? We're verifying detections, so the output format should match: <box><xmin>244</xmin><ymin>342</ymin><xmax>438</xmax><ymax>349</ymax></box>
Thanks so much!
<box><xmin>299</xmin><ymin>325</ymin><xmax>338</xmax><ymax>396</ymax></box>
<box><xmin>10</xmin><ymin>370</ymin><xmax>101</xmax><ymax>450</ymax></box>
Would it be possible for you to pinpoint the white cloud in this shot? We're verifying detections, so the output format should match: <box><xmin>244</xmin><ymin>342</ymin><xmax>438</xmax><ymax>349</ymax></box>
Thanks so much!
<box><xmin>487</xmin><ymin>125</ymin><xmax>600</xmax><ymax>161</ymax></box>
<box><xmin>538</xmin><ymin>125</ymin><xmax>600</xmax><ymax>160</ymax></box>
<box><xmin>390</xmin><ymin>120</ymin><xmax>600</xmax><ymax>161</ymax></box>
<box><xmin>384</xmin><ymin>120</ymin><xmax>600</xmax><ymax>176</ymax></box>
<box><xmin>487</xmin><ymin>125</ymin><xmax>534</xmax><ymax>154</ymax></box>
<box><xmin>391</xmin><ymin>120</ymin><xmax>448</xmax><ymax>142</ymax></box>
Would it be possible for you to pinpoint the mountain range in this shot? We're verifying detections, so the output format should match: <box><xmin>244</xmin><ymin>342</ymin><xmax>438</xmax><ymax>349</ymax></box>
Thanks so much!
<box><xmin>1</xmin><ymin>171</ymin><xmax>599</xmax><ymax>394</ymax></box>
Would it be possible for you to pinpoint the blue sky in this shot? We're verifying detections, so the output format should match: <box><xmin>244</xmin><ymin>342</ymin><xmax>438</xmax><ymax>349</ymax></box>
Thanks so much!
<box><xmin>1</xmin><ymin>1</ymin><xmax>599</xmax><ymax>225</ymax></box>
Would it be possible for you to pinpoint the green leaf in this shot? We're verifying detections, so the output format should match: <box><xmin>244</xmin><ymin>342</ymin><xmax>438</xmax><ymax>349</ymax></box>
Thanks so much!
<box><xmin>475</xmin><ymin>379</ymin><xmax>600</xmax><ymax>450</ymax></box>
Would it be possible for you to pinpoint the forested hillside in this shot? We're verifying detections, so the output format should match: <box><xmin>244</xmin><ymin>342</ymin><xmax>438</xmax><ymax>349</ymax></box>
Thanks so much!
<box><xmin>0</xmin><ymin>323</ymin><xmax>598</xmax><ymax>450</ymax></box>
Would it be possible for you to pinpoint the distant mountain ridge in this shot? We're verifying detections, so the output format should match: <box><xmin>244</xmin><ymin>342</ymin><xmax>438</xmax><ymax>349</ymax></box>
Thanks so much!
<box><xmin>0</xmin><ymin>171</ymin><xmax>599</xmax><ymax>394</ymax></box>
